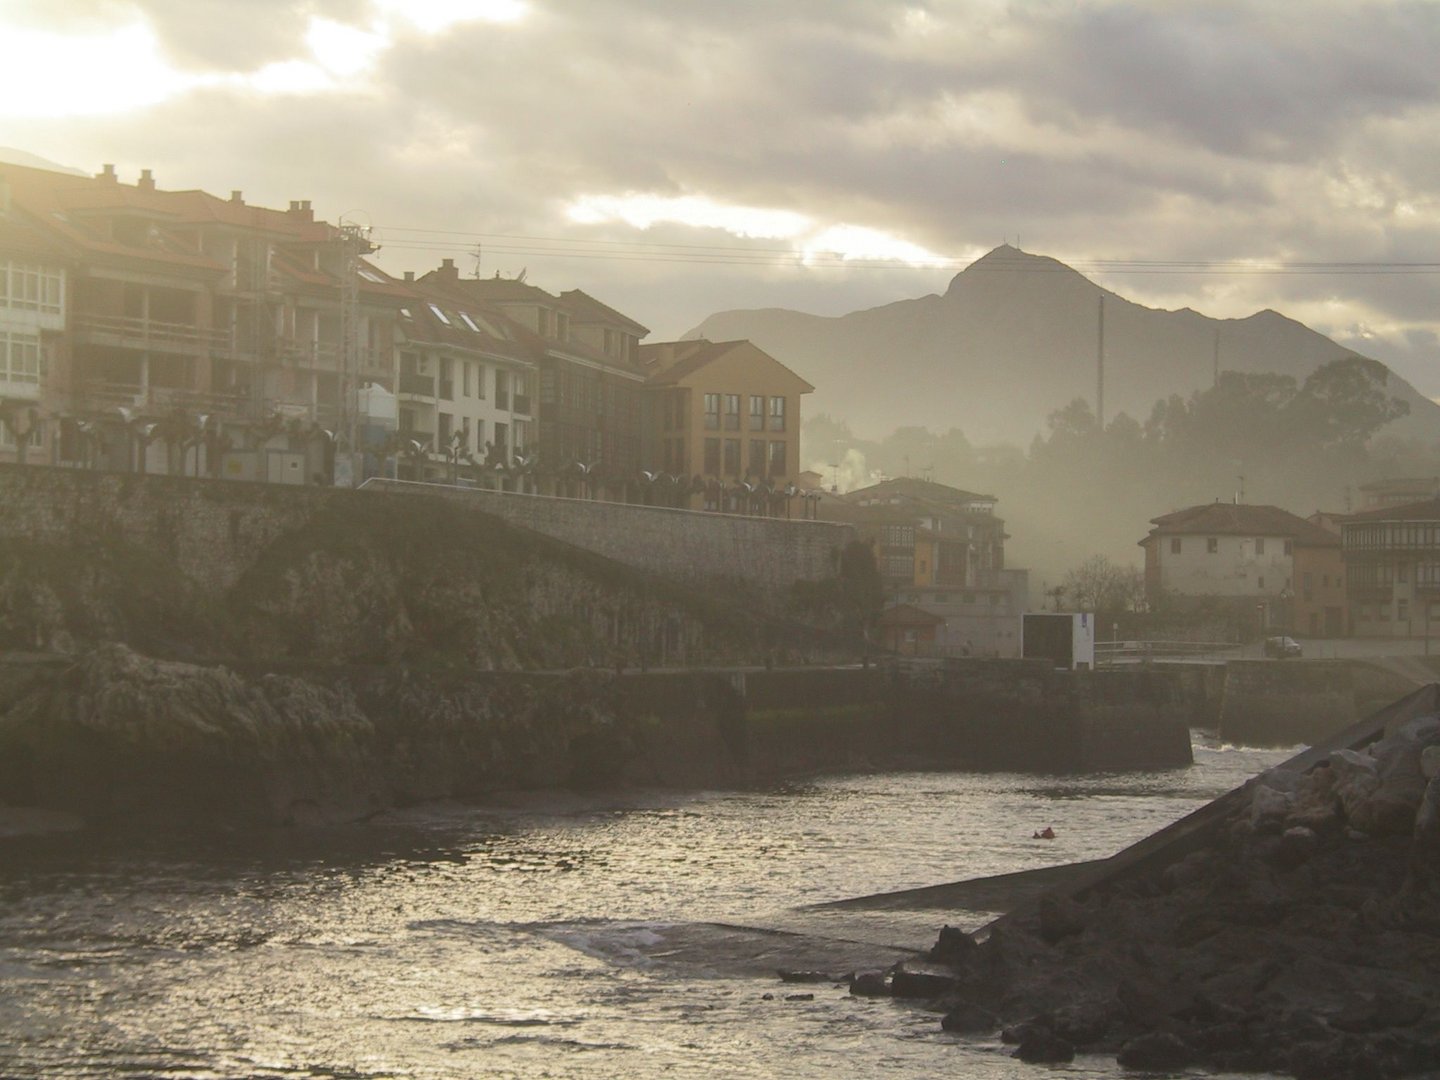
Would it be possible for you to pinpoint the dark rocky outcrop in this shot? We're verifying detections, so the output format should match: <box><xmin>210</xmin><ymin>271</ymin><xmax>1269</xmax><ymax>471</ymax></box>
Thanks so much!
<box><xmin>912</xmin><ymin>709</ymin><xmax>1440</xmax><ymax>1078</ymax></box>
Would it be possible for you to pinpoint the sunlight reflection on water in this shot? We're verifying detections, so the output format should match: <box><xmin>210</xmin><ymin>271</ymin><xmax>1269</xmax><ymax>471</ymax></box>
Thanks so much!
<box><xmin>0</xmin><ymin>738</ymin><xmax>1292</xmax><ymax>1078</ymax></box>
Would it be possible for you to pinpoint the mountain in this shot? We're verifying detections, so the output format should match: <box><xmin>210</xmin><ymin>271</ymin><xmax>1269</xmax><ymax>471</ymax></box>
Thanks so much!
<box><xmin>688</xmin><ymin>245</ymin><xmax>1439</xmax><ymax>444</ymax></box>
<box><xmin>0</xmin><ymin>148</ymin><xmax>85</xmax><ymax>175</ymax></box>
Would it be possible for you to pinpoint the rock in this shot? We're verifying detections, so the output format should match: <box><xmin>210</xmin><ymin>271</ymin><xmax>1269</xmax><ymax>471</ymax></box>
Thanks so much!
<box><xmin>1251</xmin><ymin>783</ymin><xmax>1295</xmax><ymax>828</ymax></box>
<box><xmin>1038</xmin><ymin>893</ymin><xmax>1087</xmax><ymax>944</ymax></box>
<box><xmin>848</xmin><ymin>972</ymin><xmax>890</xmax><ymax>997</ymax></box>
<box><xmin>1330</xmin><ymin>750</ymin><xmax>1380</xmax><ymax>824</ymax></box>
<box><xmin>1189</xmin><ymin>1021</ymin><xmax>1251</xmax><ymax>1054</ymax></box>
<box><xmin>890</xmin><ymin>968</ymin><xmax>959</xmax><ymax>999</ymax></box>
<box><xmin>784</xmin><ymin>993</ymin><xmax>814</xmax><ymax>1002</ymax></box>
<box><xmin>1012</xmin><ymin>1031</ymin><xmax>1075</xmax><ymax>1063</ymax></box>
<box><xmin>1049</xmin><ymin>998</ymin><xmax>1122</xmax><ymax>1046</ymax></box>
<box><xmin>940</xmin><ymin>1001</ymin><xmax>999</xmax><ymax>1033</ymax></box>
<box><xmin>1272</xmin><ymin>825</ymin><xmax>1320</xmax><ymax>868</ymax></box>
<box><xmin>1117</xmin><ymin>1031</ymin><xmax>1195</xmax><ymax>1071</ymax></box>
<box><xmin>1353</xmin><ymin>734</ymin><xmax>1434</xmax><ymax>835</ymax></box>
<box><xmin>1287</xmin><ymin>764</ymin><xmax>1341</xmax><ymax>830</ymax></box>
<box><xmin>928</xmin><ymin>924</ymin><xmax>979</xmax><ymax>966</ymax></box>
<box><xmin>1161</xmin><ymin>850</ymin><xmax>1213</xmax><ymax>893</ymax></box>
<box><xmin>1423</xmin><ymin>745</ymin><xmax>1440</xmax><ymax>781</ymax></box>
<box><xmin>1001</xmin><ymin>1018</ymin><xmax>1047</xmax><ymax>1045</ymax></box>
<box><xmin>777</xmin><ymin>970</ymin><xmax>835</xmax><ymax>983</ymax></box>
<box><xmin>1288</xmin><ymin>1035</ymin><xmax>1387</xmax><ymax>1080</ymax></box>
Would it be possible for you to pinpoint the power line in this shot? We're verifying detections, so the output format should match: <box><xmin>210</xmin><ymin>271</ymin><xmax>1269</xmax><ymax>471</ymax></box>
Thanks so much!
<box><xmin>367</xmin><ymin>224</ymin><xmax>1440</xmax><ymax>275</ymax></box>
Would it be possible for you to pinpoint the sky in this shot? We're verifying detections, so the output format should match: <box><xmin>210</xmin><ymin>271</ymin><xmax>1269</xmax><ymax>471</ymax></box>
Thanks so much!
<box><xmin>3</xmin><ymin>0</ymin><xmax>1440</xmax><ymax>398</ymax></box>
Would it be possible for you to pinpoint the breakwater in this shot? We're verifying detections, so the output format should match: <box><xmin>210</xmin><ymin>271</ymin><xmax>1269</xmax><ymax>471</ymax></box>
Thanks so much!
<box><xmin>0</xmin><ymin>650</ymin><xmax>1195</xmax><ymax>830</ymax></box>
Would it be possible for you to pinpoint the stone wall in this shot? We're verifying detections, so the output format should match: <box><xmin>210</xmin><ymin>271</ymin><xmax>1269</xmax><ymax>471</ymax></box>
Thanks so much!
<box><xmin>0</xmin><ymin>467</ymin><xmax>854</xmax><ymax>600</ymax></box>
<box><xmin>361</xmin><ymin>478</ymin><xmax>855</xmax><ymax>592</ymax></box>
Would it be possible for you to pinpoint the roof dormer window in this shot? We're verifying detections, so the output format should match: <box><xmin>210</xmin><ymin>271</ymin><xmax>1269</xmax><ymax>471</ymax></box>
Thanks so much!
<box><xmin>428</xmin><ymin>303</ymin><xmax>451</xmax><ymax>325</ymax></box>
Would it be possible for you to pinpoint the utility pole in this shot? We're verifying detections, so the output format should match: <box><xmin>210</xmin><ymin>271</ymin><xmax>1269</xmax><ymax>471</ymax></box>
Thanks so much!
<box><xmin>336</xmin><ymin>221</ymin><xmax>375</xmax><ymax>485</ymax></box>
<box><xmin>1096</xmin><ymin>294</ymin><xmax>1105</xmax><ymax>429</ymax></box>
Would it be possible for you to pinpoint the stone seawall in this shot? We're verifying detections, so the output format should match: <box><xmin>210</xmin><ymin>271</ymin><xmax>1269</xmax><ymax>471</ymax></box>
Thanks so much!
<box><xmin>362</xmin><ymin>479</ymin><xmax>855</xmax><ymax>593</ymax></box>
<box><xmin>0</xmin><ymin>652</ymin><xmax>1195</xmax><ymax>830</ymax></box>
<box><xmin>1216</xmin><ymin>659</ymin><xmax>1422</xmax><ymax>746</ymax></box>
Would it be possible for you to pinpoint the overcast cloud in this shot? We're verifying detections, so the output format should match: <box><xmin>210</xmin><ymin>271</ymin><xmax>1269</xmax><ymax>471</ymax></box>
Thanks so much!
<box><xmin>4</xmin><ymin>0</ymin><xmax>1439</xmax><ymax>397</ymax></box>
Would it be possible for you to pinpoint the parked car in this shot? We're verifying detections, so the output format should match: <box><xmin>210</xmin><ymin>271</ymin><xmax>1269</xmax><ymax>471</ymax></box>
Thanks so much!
<box><xmin>1264</xmin><ymin>635</ymin><xmax>1303</xmax><ymax>658</ymax></box>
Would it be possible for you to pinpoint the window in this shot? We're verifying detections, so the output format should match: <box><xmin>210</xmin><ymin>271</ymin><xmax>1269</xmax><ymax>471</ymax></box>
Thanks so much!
<box><xmin>704</xmin><ymin>393</ymin><xmax>720</xmax><ymax>430</ymax></box>
<box><xmin>459</xmin><ymin>311</ymin><xmax>481</xmax><ymax>333</ymax></box>
<box><xmin>1322</xmin><ymin>574</ymin><xmax>1330</xmax><ymax>587</ymax></box>
<box><xmin>476</xmin><ymin>365</ymin><xmax>487</xmax><ymax>400</ymax></box>
<box><xmin>768</xmin><ymin>396</ymin><xmax>786</xmax><ymax>431</ymax></box>
<box><xmin>438</xmin><ymin>412</ymin><xmax>452</xmax><ymax>443</ymax></box>
<box><xmin>0</xmin><ymin>261</ymin><xmax>63</xmax><ymax>314</ymax></box>
<box><xmin>1170</xmin><ymin>537</ymin><xmax>1181</xmax><ymax>554</ymax></box>
<box><xmin>438</xmin><ymin>358</ymin><xmax>454</xmax><ymax>400</ymax></box>
<box><xmin>769</xmin><ymin>440</ymin><xmax>786</xmax><ymax>477</ymax></box>
<box><xmin>427</xmin><ymin>303</ymin><xmax>451</xmax><ymax>326</ymax></box>
<box><xmin>1255</xmin><ymin>538</ymin><xmax>1265</xmax><ymax>555</ymax></box>
<box><xmin>463</xmin><ymin>362</ymin><xmax>472</xmax><ymax>397</ymax></box>
<box><xmin>1207</xmin><ymin>537</ymin><xmax>1218</xmax><ymax>554</ymax></box>
<box><xmin>1398</xmin><ymin>563</ymin><xmax>1409</xmax><ymax>583</ymax></box>
<box><xmin>749</xmin><ymin>439</ymin><xmax>765</xmax><ymax>476</ymax></box>
<box><xmin>704</xmin><ymin>438</ymin><xmax>720</xmax><ymax>474</ymax></box>
<box><xmin>749</xmin><ymin>395</ymin><xmax>765</xmax><ymax>431</ymax></box>
<box><xmin>723</xmin><ymin>438</ymin><xmax>740</xmax><ymax>476</ymax></box>
<box><xmin>1258</xmin><ymin>577</ymin><xmax>1265</xmax><ymax>589</ymax></box>
<box><xmin>1399</xmin><ymin>599</ymin><xmax>1410</xmax><ymax>621</ymax></box>
<box><xmin>0</xmin><ymin>332</ymin><xmax>43</xmax><ymax>385</ymax></box>
<box><xmin>724</xmin><ymin>394</ymin><xmax>740</xmax><ymax>430</ymax></box>
<box><xmin>1283</xmin><ymin>540</ymin><xmax>1293</xmax><ymax>555</ymax></box>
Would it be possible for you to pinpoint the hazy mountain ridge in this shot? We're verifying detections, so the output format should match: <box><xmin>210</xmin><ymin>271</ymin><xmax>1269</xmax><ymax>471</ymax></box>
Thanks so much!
<box><xmin>689</xmin><ymin>246</ymin><xmax>1439</xmax><ymax>444</ymax></box>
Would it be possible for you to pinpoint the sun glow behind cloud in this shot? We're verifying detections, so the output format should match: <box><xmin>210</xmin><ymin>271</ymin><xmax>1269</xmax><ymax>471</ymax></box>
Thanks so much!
<box><xmin>566</xmin><ymin>193</ymin><xmax>948</xmax><ymax>267</ymax></box>
<box><xmin>0</xmin><ymin>22</ymin><xmax>198</xmax><ymax>117</ymax></box>
<box><xmin>0</xmin><ymin>0</ymin><xmax>530</xmax><ymax>118</ymax></box>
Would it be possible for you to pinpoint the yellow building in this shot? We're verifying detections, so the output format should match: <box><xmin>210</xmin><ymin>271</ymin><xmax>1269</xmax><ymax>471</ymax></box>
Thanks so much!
<box><xmin>640</xmin><ymin>339</ymin><xmax>813</xmax><ymax>515</ymax></box>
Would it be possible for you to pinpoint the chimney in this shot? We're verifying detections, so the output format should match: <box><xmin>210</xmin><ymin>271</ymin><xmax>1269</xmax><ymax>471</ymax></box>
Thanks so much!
<box><xmin>403</xmin><ymin>271</ymin><xmax>415</xmax><ymax>282</ymax></box>
<box><xmin>437</xmin><ymin>257</ymin><xmax>459</xmax><ymax>282</ymax></box>
<box><xmin>138</xmin><ymin>168</ymin><xmax>155</xmax><ymax>191</ymax></box>
<box><xmin>287</xmin><ymin>200</ymin><xmax>313</xmax><ymax>222</ymax></box>
<box><xmin>98</xmin><ymin>164</ymin><xmax>117</xmax><ymax>182</ymax></box>
<box><xmin>230</xmin><ymin>190</ymin><xmax>244</xmax><ymax>204</ymax></box>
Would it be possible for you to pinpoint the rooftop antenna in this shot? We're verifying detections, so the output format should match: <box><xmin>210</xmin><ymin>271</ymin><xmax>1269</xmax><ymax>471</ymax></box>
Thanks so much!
<box><xmin>1236</xmin><ymin>474</ymin><xmax>1245</xmax><ymax>503</ymax></box>
<box><xmin>471</xmin><ymin>242</ymin><xmax>482</xmax><ymax>279</ymax></box>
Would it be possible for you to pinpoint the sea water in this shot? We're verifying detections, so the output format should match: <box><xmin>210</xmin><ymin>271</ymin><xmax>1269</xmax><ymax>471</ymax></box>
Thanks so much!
<box><xmin>0</xmin><ymin>738</ymin><xmax>1291</xmax><ymax>1079</ymax></box>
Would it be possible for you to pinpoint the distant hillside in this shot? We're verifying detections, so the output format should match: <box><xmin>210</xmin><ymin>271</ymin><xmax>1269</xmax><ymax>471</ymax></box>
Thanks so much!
<box><xmin>0</xmin><ymin>147</ymin><xmax>84</xmax><ymax>175</ymax></box>
<box><xmin>690</xmin><ymin>246</ymin><xmax>1439</xmax><ymax>444</ymax></box>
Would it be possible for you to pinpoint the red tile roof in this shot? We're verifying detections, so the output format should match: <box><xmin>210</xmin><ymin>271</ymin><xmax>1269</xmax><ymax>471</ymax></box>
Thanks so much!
<box><xmin>1143</xmin><ymin>503</ymin><xmax>1339</xmax><ymax>546</ymax></box>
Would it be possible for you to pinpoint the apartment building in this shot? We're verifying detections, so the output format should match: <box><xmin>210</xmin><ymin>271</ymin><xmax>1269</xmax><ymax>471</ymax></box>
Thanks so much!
<box><xmin>1139</xmin><ymin>502</ymin><xmax>1343</xmax><ymax>634</ymax></box>
<box><xmin>391</xmin><ymin>268</ymin><xmax>538</xmax><ymax>486</ymax></box>
<box><xmin>0</xmin><ymin>161</ymin><xmax>408</xmax><ymax>482</ymax></box>
<box><xmin>639</xmin><ymin>339</ymin><xmax>813</xmax><ymax>514</ymax></box>
<box><xmin>429</xmin><ymin>269</ymin><xmax>648</xmax><ymax>500</ymax></box>
<box><xmin>0</xmin><ymin>187</ymin><xmax>65</xmax><ymax>463</ymax></box>
<box><xmin>1342</xmin><ymin>498</ymin><xmax>1440</xmax><ymax>638</ymax></box>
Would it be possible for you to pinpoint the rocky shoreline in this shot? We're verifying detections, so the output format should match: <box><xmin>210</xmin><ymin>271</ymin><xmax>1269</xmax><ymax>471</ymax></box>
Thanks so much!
<box><xmin>842</xmin><ymin>691</ymin><xmax>1440</xmax><ymax>1079</ymax></box>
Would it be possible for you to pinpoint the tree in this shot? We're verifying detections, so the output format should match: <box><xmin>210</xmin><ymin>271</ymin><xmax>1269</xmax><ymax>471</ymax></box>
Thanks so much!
<box><xmin>1062</xmin><ymin>555</ymin><xmax>1144</xmax><ymax>614</ymax></box>
<box><xmin>1291</xmin><ymin>355</ymin><xmax>1409</xmax><ymax>451</ymax></box>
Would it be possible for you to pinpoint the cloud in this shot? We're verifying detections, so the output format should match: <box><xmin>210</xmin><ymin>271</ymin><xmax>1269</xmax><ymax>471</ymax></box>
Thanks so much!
<box><xmin>6</xmin><ymin>0</ymin><xmax>1440</xmax><ymax>369</ymax></box>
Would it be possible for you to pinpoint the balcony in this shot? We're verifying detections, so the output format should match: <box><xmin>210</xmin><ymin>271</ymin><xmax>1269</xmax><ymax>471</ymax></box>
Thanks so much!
<box><xmin>399</xmin><ymin>374</ymin><xmax>435</xmax><ymax>397</ymax></box>
<box><xmin>438</xmin><ymin>379</ymin><xmax>454</xmax><ymax>401</ymax></box>
<box><xmin>495</xmin><ymin>390</ymin><xmax>509</xmax><ymax>410</ymax></box>
<box><xmin>512</xmin><ymin>394</ymin><xmax>531</xmax><ymax>415</ymax></box>
<box><xmin>76</xmin><ymin>379</ymin><xmax>252</xmax><ymax>418</ymax></box>
<box><xmin>74</xmin><ymin>314</ymin><xmax>231</xmax><ymax>354</ymax></box>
